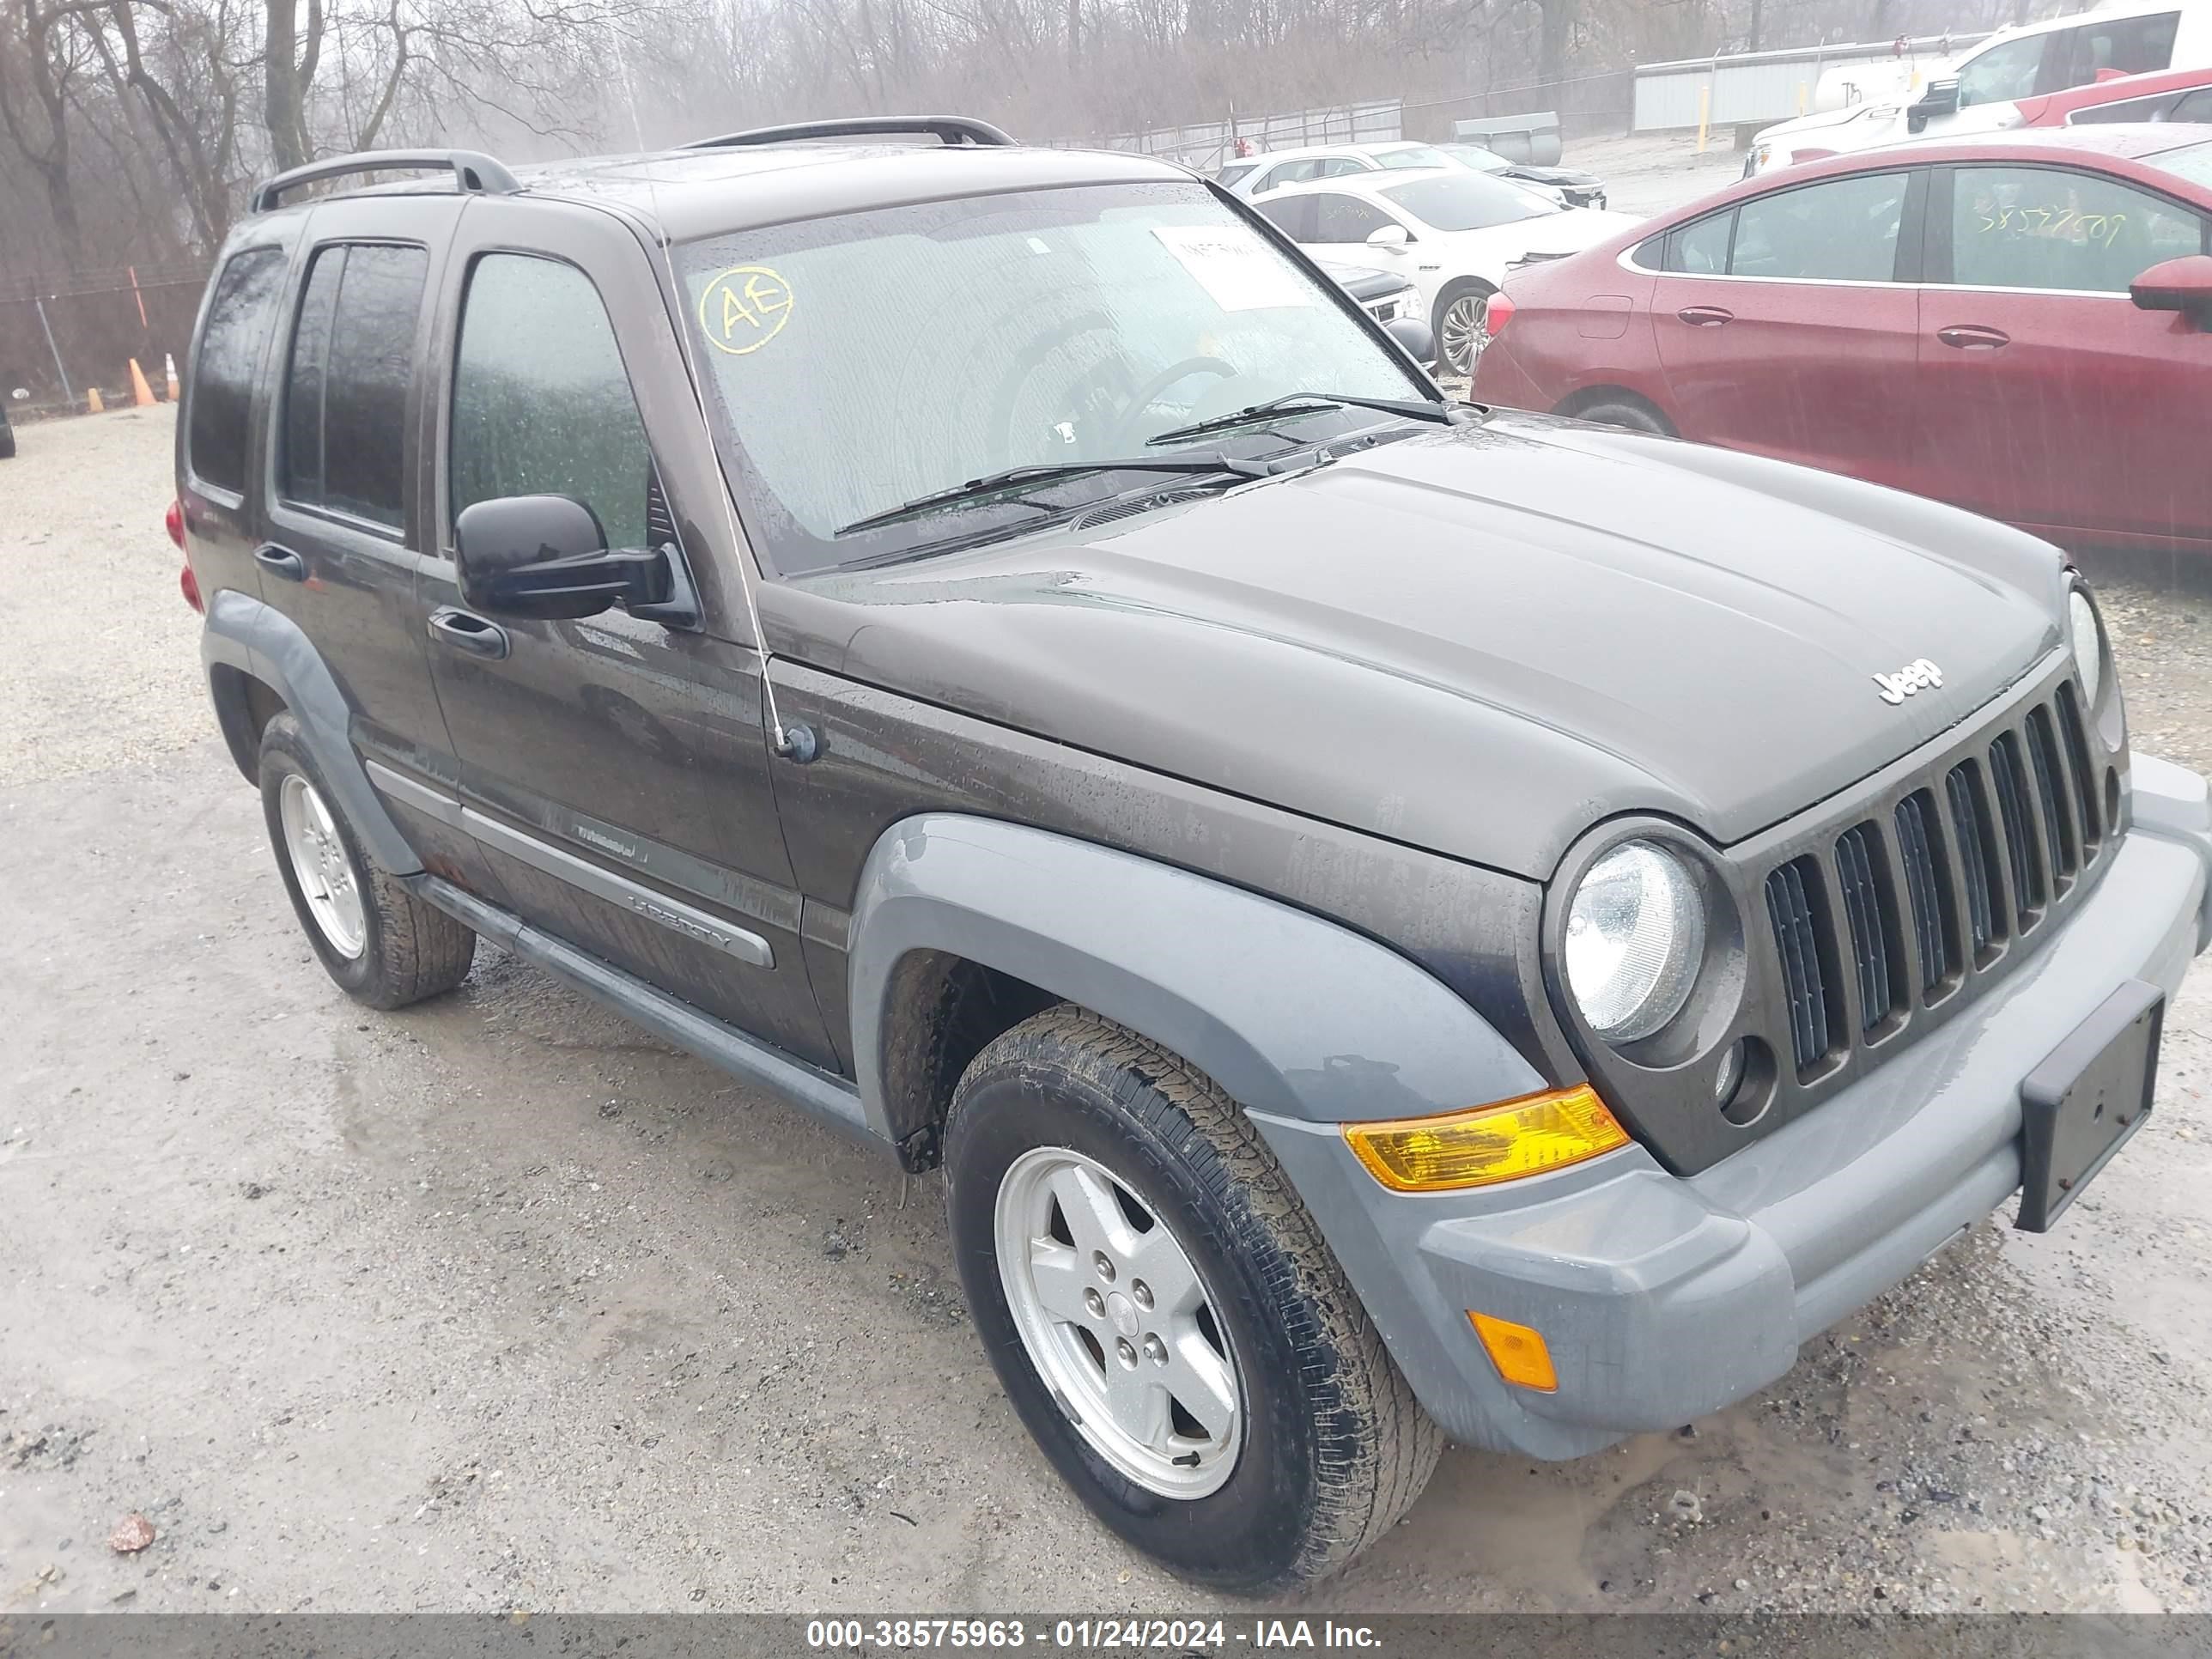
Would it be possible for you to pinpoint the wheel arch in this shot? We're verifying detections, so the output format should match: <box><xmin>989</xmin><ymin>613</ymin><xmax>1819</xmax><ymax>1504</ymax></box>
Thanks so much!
<box><xmin>848</xmin><ymin>814</ymin><xmax>1545</xmax><ymax>1158</ymax></box>
<box><xmin>1552</xmin><ymin>384</ymin><xmax>1678</xmax><ymax>434</ymax></box>
<box><xmin>200</xmin><ymin>587</ymin><xmax>422</xmax><ymax>874</ymax></box>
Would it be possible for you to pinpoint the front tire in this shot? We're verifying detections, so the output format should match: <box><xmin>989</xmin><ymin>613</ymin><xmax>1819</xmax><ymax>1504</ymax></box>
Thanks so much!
<box><xmin>944</xmin><ymin>1006</ymin><xmax>1440</xmax><ymax>1591</ymax></box>
<box><xmin>1570</xmin><ymin>397</ymin><xmax>1675</xmax><ymax>436</ymax></box>
<box><xmin>1437</xmin><ymin>281</ymin><xmax>1497</xmax><ymax>378</ymax></box>
<box><xmin>258</xmin><ymin>714</ymin><xmax>475</xmax><ymax>1008</ymax></box>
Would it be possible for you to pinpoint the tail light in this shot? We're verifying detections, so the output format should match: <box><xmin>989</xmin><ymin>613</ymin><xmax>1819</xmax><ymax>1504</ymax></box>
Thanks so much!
<box><xmin>169</xmin><ymin>497</ymin><xmax>203</xmax><ymax>612</ymax></box>
<box><xmin>1485</xmin><ymin>292</ymin><xmax>1516</xmax><ymax>336</ymax></box>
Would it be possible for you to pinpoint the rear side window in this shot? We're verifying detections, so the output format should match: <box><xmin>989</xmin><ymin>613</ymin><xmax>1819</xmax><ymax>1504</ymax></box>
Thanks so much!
<box><xmin>1946</xmin><ymin>165</ymin><xmax>2208</xmax><ymax>293</ymax></box>
<box><xmin>280</xmin><ymin>243</ymin><xmax>428</xmax><ymax>529</ymax></box>
<box><xmin>449</xmin><ymin>254</ymin><xmax>658</xmax><ymax>554</ymax></box>
<box><xmin>188</xmin><ymin>248</ymin><xmax>287</xmax><ymax>495</ymax></box>
<box><xmin>1730</xmin><ymin>173</ymin><xmax>1909</xmax><ymax>281</ymax></box>
<box><xmin>1255</xmin><ymin>195</ymin><xmax>1316</xmax><ymax>241</ymax></box>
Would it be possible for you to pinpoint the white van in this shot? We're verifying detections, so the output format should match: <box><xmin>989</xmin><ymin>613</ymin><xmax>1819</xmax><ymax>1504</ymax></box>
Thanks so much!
<box><xmin>1746</xmin><ymin>0</ymin><xmax>2211</xmax><ymax>174</ymax></box>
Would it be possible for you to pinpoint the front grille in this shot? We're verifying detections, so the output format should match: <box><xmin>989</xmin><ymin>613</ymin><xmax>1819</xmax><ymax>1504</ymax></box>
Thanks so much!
<box><xmin>1758</xmin><ymin>677</ymin><xmax>2112</xmax><ymax>1082</ymax></box>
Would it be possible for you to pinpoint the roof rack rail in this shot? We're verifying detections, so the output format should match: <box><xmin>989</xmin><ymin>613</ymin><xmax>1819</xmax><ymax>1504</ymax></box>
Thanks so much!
<box><xmin>684</xmin><ymin>116</ymin><xmax>1016</xmax><ymax>151</ymax></box>
<box><xmin>251</xmin><ymin>149</ymin><xmax>522</xmax><ymax>215</ymax></box>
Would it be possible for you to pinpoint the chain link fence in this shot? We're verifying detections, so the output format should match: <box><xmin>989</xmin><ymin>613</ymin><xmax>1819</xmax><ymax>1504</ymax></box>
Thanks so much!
<box><xmin>1</xmin><ymin>262</ymin><xmax>210</xmax><ymax>420</ymax></box>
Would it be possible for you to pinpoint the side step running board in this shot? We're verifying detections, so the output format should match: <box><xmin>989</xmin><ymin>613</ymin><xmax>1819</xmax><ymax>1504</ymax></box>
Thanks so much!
<box><xmin>404</xmin><ymin>874</ymin><xmax>881</xmax><ymax>1153</ymax></box>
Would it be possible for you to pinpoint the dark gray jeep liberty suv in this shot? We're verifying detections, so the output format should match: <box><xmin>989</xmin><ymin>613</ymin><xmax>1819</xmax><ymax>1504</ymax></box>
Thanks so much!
<box><xmin>176</xmin><ymin>117</ymin><xmax>2212</xmax><ymax>1591</ymax></box>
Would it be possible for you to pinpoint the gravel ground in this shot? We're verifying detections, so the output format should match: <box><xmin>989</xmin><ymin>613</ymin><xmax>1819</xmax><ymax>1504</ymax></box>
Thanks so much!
<box><xmin>5</xmin><ymin>408</ymin><xmax>2212</xmax><ymax>1617</ymax></box>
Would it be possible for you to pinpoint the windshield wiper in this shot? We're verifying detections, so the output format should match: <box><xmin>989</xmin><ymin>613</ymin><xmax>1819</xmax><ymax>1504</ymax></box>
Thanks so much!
<box><xmin>1146</xmin><ymin>391</ymin><xmax>1452</xmax><ymax>447</ymax></box>
<box><xmin>835</xmin><ymin>452</ymin><xmax>1265</xmax><ymax>537</ymax></box>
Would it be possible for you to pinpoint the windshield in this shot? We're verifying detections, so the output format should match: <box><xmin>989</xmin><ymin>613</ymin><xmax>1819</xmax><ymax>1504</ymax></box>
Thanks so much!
<box><xmin>1215</xmin><ymin>162</ymin><xmax>1257</xmax><ymax>187</ymax></box>
<box><xmin>1380</xmin><ymin>172</ymin><xmax>1555</xmax><ymax>230</ymax></box>
<box><xmin>1438</xmin><ymin>143</ymin><xmax>1511</xmax><ymax>174</ymax></box>
<box><xmin>1373</xmin><ymin>144</ymin><xmax>1455</xmax><ymax>169</ymax></box>
<box><xmin>2153</xmin><ymin>138</ymin><xmax>2212</xmax><ymax>189</ymax></box>
<box><xmin>680</xmin><ymin>181</ymin><xmax>1427</xmax><ymax>574</ymax></box>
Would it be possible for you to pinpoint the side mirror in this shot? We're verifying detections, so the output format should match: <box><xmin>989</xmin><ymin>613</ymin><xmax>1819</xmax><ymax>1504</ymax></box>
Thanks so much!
<box><xmin>1386</xmin><ymin>316</ymin><xmax>1437</xmax><ymax>368</ymax></box>
<box><xmin>1907</xmin><ymin>78</ymin><xmax>1960</xmax><ymax>131</ymax></box>
<box><xmin>1366</xmin><ymin>223</ymin><xmax>1412</xmax><ymax>252</ymax></box>
<box><xmin>455</xmin><ymin>494</ymin><xmax>674</xmax><ymax>622</ymax></box>
<box><xmin>2130</xmin><ymin>253</ymin><xmax>2212</xmax><ymax>325</ymax></box>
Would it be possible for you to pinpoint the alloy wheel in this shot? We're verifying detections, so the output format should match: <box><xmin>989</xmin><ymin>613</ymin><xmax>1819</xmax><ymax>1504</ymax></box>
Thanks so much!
<box><xmin>278</xmin><ymin>772</ymin><xmax>367</xmax><ymax>959</ymax></box>
<box><xmin>994</xmin><ymin>1146</ymin><xmax>1243</xmax><ymax>1498</ymax></box>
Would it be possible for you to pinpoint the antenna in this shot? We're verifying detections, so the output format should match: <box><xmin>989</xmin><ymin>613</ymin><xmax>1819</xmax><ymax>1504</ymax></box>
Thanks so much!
<box><xmin>644</xmin><ymin>184</ymin><xmax>805</xmax><ymax>760</ymax></box>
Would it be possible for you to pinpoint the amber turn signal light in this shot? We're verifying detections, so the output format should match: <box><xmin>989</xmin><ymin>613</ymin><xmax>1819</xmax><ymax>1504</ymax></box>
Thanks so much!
<box><xmin>1341</xmin><ymin>1085</ymin><xmax>1629</xmax><ymax>1192</ymax></box>
<box><xmin>1469</xmin><ymin>1311</ymin><xmax>1558</xmax><ymax>1393</ymax></box>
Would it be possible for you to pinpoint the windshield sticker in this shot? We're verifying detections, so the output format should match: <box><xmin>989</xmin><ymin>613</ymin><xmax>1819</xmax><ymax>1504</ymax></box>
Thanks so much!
<box><xmin>1152</xmin><ymin>224</ymin><xmax>1316</xmax><ymax>312</ymax></box>
<box><xmin>698</xmin><ymin>265</ymin><xmax>794</xmax><ymax>355</ymax></box>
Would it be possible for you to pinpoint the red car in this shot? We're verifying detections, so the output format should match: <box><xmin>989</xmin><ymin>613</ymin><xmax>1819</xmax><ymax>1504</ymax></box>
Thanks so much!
<box><xmin>2020</xmin><ymin>63</ymin><xmax>2212</xmax><ymax>126</ymax></box>
<box><xmin>1473</xmin><ymin>127</ymin><xmax>2212</xmax><ymax>556</ymax></box>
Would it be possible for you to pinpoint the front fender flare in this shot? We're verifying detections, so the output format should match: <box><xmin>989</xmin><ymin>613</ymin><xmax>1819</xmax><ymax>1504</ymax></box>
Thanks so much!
<box><xmin>847</xmin><ymin>813</ymin><xmax>1544</xmax><ymax>1141</ymax></box>
<box><xmin>201</xmin><ymin>588</ymin><xmax>422</xmax><ymax>875</ymax></box>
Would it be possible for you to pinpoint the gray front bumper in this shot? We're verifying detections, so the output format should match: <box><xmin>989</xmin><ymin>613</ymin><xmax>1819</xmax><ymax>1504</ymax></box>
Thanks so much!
<box><xmin>1252</xmin><ymin>756</ymin><xmax>2212</xmax><ymax>1458</ymax></box>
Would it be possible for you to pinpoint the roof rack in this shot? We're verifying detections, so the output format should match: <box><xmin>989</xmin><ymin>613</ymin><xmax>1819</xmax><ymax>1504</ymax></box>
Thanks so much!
<box><xmin>251</xmin><ymin>149</ymin><xmax>522</xmax><ymax>215</ymax></box>
<box><xmin>684</xmin><ymin>116</ymin><xmax>1016</xmax><ymax>151</ymax></box>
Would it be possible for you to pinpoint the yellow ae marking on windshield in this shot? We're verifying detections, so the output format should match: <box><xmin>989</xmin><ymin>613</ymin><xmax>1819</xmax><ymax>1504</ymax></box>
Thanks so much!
<box><xmin>699</xmin><ymin>265</ymin><xmax>793</xmax><ymax>355</ymax></box>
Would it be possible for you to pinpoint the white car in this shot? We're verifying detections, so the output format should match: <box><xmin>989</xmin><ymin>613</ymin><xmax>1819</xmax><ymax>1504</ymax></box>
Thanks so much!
<box><xmin>1747</xmin><ymin>0</ymin><xmax>2211</xmax><ymax>175</ymax></box>
<box><xmin>1218</xmin><ymin>140</ymin><xmax>1571</xmax><ymax>208</ymax></box>
<box><xmin>1250</xmin><ymin>168</ymin><xmax>1638</xmax><ymax>375</ymax></box>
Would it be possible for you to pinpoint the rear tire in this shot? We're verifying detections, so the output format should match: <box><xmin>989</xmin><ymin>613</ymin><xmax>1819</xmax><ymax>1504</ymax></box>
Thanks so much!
<box><xmin>1568</xmin><ymin>396</ymin><xmax>1675</xmax><ymax>436</ymax></box>
<box><xmin>258</xmin><ymin>714</ymin><xmax>475</xmax><ymax>1009</ymax></box>
<box><xmin>944</xmin><ymin>1005</ymin><xmax>1441</xmax><ymax>1592</ymax></box>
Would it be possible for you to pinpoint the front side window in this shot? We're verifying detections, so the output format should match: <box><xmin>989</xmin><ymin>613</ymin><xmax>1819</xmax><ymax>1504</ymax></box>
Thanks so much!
<box><xmin>1310</xmin><ymin>193</ymin><xmax>1397</xmax><ymax>244</ymax></box>
<box><xmin>449</xmin><ymin>254</ymin><xmax>659</xmax><ymax>555</ymax></box>
<box><xmin>1730</xmin><ymin>172</ymin><xmax>1908</xmax><ymax>282</ymax></box>
<box><xmin>1259</xmin><ymin>160</ymin><xmax>1320</xmax><ymax>192</ymax></box>
<box><xmin>279</xmin><ymin>243</ymin><xmax>427</xmax><ymax>528</ymax></box>
<box><xmin>1947</xmin><ymin>165</ymin><xmax>2207</xmax><ymax>293</ymax></box>
<box><xmin>1378</xmin><ymin>173</ymin><xmax>1552</xmax><ymax>231</ymax></box>
<box><xmin>681</xmin><ymin>180</ymin><xmax>1426</xmax><ymax>574</ymax></box>
<box><xmin>187</xmin><ymin>248</ymin><xmax>287</xmax><ymax>495</ymax></box>
<box><xmin>2057</xmin><ymin>11</ymin><xmax>2179</xmax><ymax>85</ymax></box>
<box><xmin>1956</xmin><ymin>34</ymin><xmax>2049</xmax><ymax>108</ymax></box>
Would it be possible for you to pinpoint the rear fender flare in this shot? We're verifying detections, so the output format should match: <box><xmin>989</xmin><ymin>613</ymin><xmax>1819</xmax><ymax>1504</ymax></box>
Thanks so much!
<box><xmin>200</xmin><ymin>588</ymin><xmax>422</xmax><ymax>874</ymax></box>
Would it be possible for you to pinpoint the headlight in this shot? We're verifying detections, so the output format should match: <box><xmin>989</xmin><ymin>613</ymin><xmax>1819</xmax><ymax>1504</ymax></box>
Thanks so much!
<box><xmin>1564</xmin><ymin>840</ymin><xmax>1706</xmax><ymax>1042</ymax></box>
<box><xmin>2068</xmin><ymin>586</ymin><xmax>2102</xmax><ymax>708</ymax></box>
<box><xmin>1398</xmin><ymin>287</ymin><xmax>1427</xmax><ymax>322</ymax></box>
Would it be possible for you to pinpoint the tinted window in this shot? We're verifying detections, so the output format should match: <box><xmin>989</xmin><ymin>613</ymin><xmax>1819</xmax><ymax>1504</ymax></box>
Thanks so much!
<box><xmin>1255</xmin><ymin>194</ymin><xmax>1316</xmax><ymax>241</ymax></box>
<box><xmin>2057</xmin><ymin>10</ymin><xmax>2179</xmax><ymax>84</ymax></box>
<box><xmin>280</xmin><ymin>250</ymin><xmax>343</xmax><ymax>509</ymax></box>
<box><xmin>1628</xmin><ymin>234</ymin><xmax>1668</xmax><ymax>272</ymax></box>
<box><xmin>1956</xmin><ymin>34</ymin><xmax>2047</xmax><ymax>108</ymax></box>
<box><xmin>1379</xmin><ymin>173</ymin><xmax>1548</xmax><ymax>231</ymax></box>
<box><xmin>451</xmin><ymin>254</ymin><xmax>657</xmax><ymax>554</ymax></box>
<box><xmin>187</xmin><ymin>249</ymin><xmax>286</xmax><ymax>495</ymax></box>
<box><xmin>1948</xmin><ymin>165</ymin><xmax>2207</xmax><ymax>292</ymax></box>
<box><xmin>1310</xmin><ymin>193</ymin><xmax>1396</xmax><ymax>243</ymax></box>
<box><xmin>276</xmin><ymin>244</ymin><xmax>426</xmax><ymax>529</ymax></box>
<box><xmin>1670</xmin><ymin>211</ymin><xmax>1734</xmax><ymax>275</ymax></box>
<box><xmin>1731</xmin><ymin>173</ymin><xmax>1908</xmax><ymax>281</ymax></box>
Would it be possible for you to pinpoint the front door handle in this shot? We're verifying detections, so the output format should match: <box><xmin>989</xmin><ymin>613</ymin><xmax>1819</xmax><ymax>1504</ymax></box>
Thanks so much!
<box><xmin>1937</xmin><ymin>325</ymin><xmax>2010</xmax><ymax>349</ymax></box>
<box><xmin>1677</xmin><ymin>305</ymin><xmax>1735</xmax><ymax>326</ymax></box>
<box><xmin>427</xmin><ymin>606</ymin><xmax>510</xmax><ymax>660</ymax></box>
<box><xmin>253</xmin><ymin>544</ymin><xmax>307</xmax><ymax>581</ymax></box>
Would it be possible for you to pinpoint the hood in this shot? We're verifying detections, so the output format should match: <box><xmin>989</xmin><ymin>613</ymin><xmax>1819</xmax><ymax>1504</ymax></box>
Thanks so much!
<box><xmin>1316</xmin><ymin>260</ymin><xmax>1410</xmax><ymax>302</ymax></box>
<box><xmin>777</xmin><ymin>414</ymin><xmax>2065</xmax><ymax>879</ymax></box>
<box><xmin>1754</xmin><ymin>101</ymin><xmax>1906</xmax><ymax>151</ymax></box>
<box><xmin>1515</xmin><ymin>164</ymin><xmax>1601</xmax><ymax>187</ymax></box>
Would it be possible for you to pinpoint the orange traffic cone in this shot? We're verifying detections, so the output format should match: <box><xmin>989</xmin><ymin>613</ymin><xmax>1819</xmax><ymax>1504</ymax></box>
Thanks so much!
<box><xmin>163</xmin><ymin>353</ymin><xmax>180</xmax><ymax>401</ymax></box>
<box><xmin>87</xmin><ymin>386</ymin><xmax>105</xmax><ymax>414</ymax></box>
<box><xmin>129</xmin><ymin>357</ymin><xmax>155</xmax><ymax>407</ymax></box>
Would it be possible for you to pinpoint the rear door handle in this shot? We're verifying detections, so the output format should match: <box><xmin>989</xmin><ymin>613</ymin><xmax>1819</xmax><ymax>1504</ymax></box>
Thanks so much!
<box><xmin>1677</xmin><ymin>306</ymin><xmax>1735</xmax><ymax>326</ymax></box>
<box><xmin>253</xmin><ymin>544</ymin><xmax>306</xmax><ymax>581</ymax></box>
<box><xmin>427</xmin><ymin>606</ymin><xmax>510</xmax><ymax>660</ymax></box>
<box><xmin>1937</xmin><ymin>325</ymin><xmax>2010</xmax><ymax>349</ymax></box>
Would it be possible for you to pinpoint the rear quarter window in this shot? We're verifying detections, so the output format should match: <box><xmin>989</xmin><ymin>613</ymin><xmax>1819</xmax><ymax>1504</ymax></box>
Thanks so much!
<box><xmin>188</xmin><ymin>248</ymin><xmax>288</xmax><ymax>496</ymax></box>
